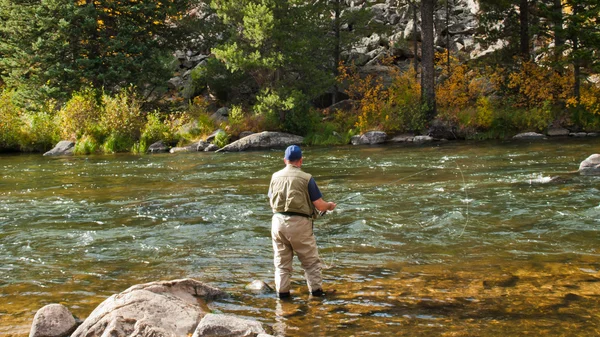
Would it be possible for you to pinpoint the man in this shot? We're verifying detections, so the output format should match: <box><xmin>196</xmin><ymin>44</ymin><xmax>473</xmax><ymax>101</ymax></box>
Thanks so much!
<box><xmin>268</xmin><ymin>145</ymin><xmax>336</xmax><ymax>299</ymax></box>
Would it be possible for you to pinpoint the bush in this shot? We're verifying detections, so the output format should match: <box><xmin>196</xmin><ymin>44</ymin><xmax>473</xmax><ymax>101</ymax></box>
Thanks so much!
<box><xmin>73</xmin><ymin>134</ymin><xmax>100</xmax><ymax>155</ymax></box>
<box><xmin>100</xmin><ymin>88</ymin><xmax>144</xmax><ymax>143</ymax></box>
<box><xmin>213</xmin><ymin>130</ymin><xmax>230</xmax><ymax>148</ymax></box>
<box><xmin>57</xmin><ymin>89</ymin><xmax>100</xmax><ymax>141</ymax></box>
<box><xmin>0</xmin><ymin>90</ymin><xmax>24</xmax><ymax>151</ymax></box>
<box><xmin>18</xmin><ymin>110</ymin><xmax>59</xmax><ymax>152</ymax></box>
<box><xmin>102</xmin><ymin>133</ymin><xmax>136</xmax><ymax>154</ymax></box>
<box><xmin>141</xmin><ymin>111</ymin><xmax>175</xmax><ymax>145</ymax></box>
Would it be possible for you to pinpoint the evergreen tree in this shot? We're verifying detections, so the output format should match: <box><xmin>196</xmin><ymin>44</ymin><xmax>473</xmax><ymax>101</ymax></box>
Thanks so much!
<box><xmin>0</xmin><ymin>0</ymin><xmax>197</xmax><ymax>102</ymax></box>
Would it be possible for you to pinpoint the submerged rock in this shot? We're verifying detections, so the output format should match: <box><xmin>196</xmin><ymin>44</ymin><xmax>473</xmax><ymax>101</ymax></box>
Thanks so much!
<box><xmin>71</xmin><ymin>278</ymin><xmax>226</xmax><ymax>337</ymax></box>
<box><xmin>43</xmin><ymin>141</ymin><xmax>75</xmax><ymax>156</ymax></box>
<box><xmin>30</xmin><ymin>304</ymin><xmax>77</xmax><ymax>337</ymax></box>
<box><xmin>216</xmin><ymin>131</ymin><xmax>303</xmax><ymax>152</ymax></box>
<box><xmin>579</xmin><ymin>154</ymin><xmax>600</xmax><ymax>176</ymax></box>
<box><xmin>245</xmin><ymin>280</ymin><xmax>274</xmax><ymax>294</ymax></box>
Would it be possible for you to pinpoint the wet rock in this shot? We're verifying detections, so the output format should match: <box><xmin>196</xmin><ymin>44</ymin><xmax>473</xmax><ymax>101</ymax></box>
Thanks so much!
<box><xmin>196</xmin><ymin>140</ymin><xmax>210</xmax><ymax>151</ymax></box>
<box><xmin>428</xmin><ymin>119</ymin><xmax>460</xmax><ymax>140</ymax></box>
<box><xmin>413</xmin><ymin>135</ymin><xmax>434</xmax><ymax>143</ymax></box>
<box><xmin>570</xmin><ymin>132</ymin><xmax>587</xmax><ymax>137</ymax></box>
<box><xmin>192</xmin><ymin>314</ymin><xmax>267</xmax><ymax>337</ymax></box>
<box><xmin>30</xmin><ymin>304</ymin><xmax>77</xmax><ymax>337</ymax></box>
<box><xmin>390</xmin><ymin>134</ymin><xmax>415</xmax><ymax>142</ymax></box>
<box><xmin>513</xmin><ymin>132</ymin><xmax>545</xmax><ymax>139</ymax></box>
<box><xmin>579</xmin><ymin>154</ymin><xmax>600</xmax><ymax>176</ymax></box>
<box><xmin>71</xmin><ymin>278</ymin><xmax>226</xmax><ymax>337</ymax></box>
<box><xmin>216</xmin><ymin>132</ymin><xmax>303</xmax><ymax>152</ymax></box>
<box><xmin>351</xmin><ymin>131</ymin><xmax>387</xmax><ymax>145</ymax></box>
<box><xmin>204</xmin><ymin>144</ymin><xmax>219</xmax><ymax>152</ymax></box>
<box><xmin>43</xmin><ymin>141</ymin><xmax>75</xmax><ymax>156</ymax></box>
<box><xmin>170</xmin><ymin>142</ymin><xmax>199</xmax><ymax>153</ymax></box>
<box><xmin>588</xmin><ymin>132</ymin><xmax>598</xmax><ymax>137</ymax></box>
<box><xmin>245</xmin><ymin>280</ymin><xmax>274</xmax><ymax>294</ymax></box>
<box><xmin>148</xmin><ymin>141</ymin><xmax>169</xmax><ymax>153</ymax></box>
<box><xmin>546</xmin><ymin>127</ymin><xmax>569</xmax><ymax>137</ymax></box>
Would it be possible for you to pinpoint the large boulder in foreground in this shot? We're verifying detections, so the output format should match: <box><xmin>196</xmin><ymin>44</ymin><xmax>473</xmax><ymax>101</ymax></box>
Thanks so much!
<box><xmin>579</xmin><ymin>154</ymin><xmax>600</xmax><ymax>176</ymax></box>
<box><xmin>43</xmin><ymin>141</ymin><xmax>75</xmax><ymax>156</ymax></box>
<box><xmin>192</xmin><ymin>314</ymin><xmax>270</xmax><ymax>337</ymax></box>
<box><xmin>71</xmin><ymin>278</ymin><xmax>226</xmax><ymax>337</ymax></box>
<box><xmin>30</xmin><ymin>304</ymin><xmax>77</xmax><ymax>337</ymax></box>
<box><xmin>217</xmin><ymin>132</ymin><xmax>303</xmax><ymax>152</ymax></box>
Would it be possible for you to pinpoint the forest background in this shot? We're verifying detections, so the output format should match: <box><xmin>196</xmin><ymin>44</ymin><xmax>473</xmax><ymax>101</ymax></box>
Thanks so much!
<box><xmin>0</xmin><ymin>0</ymin><xmax>598</xmax><ymax>154</ymax></box>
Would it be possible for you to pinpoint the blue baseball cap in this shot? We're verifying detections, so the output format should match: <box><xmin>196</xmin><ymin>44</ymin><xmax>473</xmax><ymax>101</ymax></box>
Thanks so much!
<box><xmin>284</xmin><ymin>145</ymin><xmax>302</xmax><ymax>161</ymax></box>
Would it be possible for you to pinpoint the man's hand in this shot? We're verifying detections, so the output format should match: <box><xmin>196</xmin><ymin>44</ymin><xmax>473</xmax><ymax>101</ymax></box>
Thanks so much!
<box><xmin>313</xmin><ymin>198</ymin><xmax>336</xmax><ymax>213</ymax></box>
<box><xmin>327</xmin><ymin>202</ymin><xmax>336</xmax><ymax>211</ymax></box>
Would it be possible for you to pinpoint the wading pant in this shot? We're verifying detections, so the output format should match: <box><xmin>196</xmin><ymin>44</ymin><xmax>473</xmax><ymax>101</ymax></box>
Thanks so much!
<box><xmin>271</xmin><ymin>213</ymin><xmax>322</xmax><ymax>294</ymax></box>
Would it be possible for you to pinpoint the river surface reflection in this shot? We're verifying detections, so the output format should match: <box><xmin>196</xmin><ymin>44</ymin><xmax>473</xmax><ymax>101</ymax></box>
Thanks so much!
<box><xmin>1</xmin><ymin>139</ymin><xmax>599</xmax><ymax>336</ymax></box>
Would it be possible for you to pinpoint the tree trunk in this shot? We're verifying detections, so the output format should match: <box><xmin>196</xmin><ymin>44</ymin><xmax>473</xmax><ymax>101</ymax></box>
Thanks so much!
<box><xmin>519</xmin><ymin>0</ymin><xmax>530</xmax><ymax>59</ymax></box>
<box><xmin>332</xmin><ymin>0</ymin><xmax>341</xmax><ymax>105</ymax></box>
<box><xmin>553</xmin><ymin>0</ymin><xmax>564</xmax><ymax>64</ymax></box>
<box><xmin>408</xmin><ymin>0</ymin><xmax>418</xmax><ymax>75</ymax></box>
<box><xmin>421</xmin><ymin>0</ymin><xmax>436</xmax><ymax>121</ymax></box>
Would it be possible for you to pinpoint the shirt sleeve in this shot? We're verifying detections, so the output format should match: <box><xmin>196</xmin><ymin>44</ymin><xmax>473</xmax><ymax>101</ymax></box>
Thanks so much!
<box><xmin>307</xmin><ymin>177</ymin><xmax>323</xmax><ymax>202</ymax></box>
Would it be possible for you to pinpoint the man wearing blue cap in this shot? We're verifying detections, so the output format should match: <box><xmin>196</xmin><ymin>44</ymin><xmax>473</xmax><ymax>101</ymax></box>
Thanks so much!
<box><xmin>268</xmin><ymin>145</ymin><xmax>336</xmax><ymax>299</ymax></box>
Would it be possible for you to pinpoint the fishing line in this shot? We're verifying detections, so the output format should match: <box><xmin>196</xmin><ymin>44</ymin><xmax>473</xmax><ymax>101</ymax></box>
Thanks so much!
<box><xmin>319</xmin><ymin>166</ymin><xmax>436</xmax><ymax>270</ymax></box>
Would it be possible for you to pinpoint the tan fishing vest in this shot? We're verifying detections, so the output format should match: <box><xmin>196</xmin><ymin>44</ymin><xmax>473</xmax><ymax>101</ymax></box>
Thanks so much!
<box><xmin>269</xmin><ymin>164</ymin><xmax>316</xmax><ymax>218</ymax></box>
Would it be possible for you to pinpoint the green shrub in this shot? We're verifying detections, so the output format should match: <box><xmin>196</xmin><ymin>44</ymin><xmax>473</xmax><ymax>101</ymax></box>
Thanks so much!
<box><xmin>100</xmin><ymin>88</ymin><xmax>144</xmax><ymax>141</ymax></box>
<box><xmin>18</xmin><ymin>110</ymin><xmax>59</xmax><ymax>152</ymax></box>
<box><xmin>213</xmin><ymin>130</ymin><xmax>230</xmax><ymax>148</ymax></box>
<box><xmin>101</xmin><ymin>133</ymin><xmax>135</xmax><ymax>154</ymax></box>
<box><xmin>141</xmin><ymin>111</ymin><xmax>175</xmax><ymax>145</ymax></box>
<box><xmin>57</xmin><ymin>89</ymin><xmax>100</xmax><ymax>141</ymax></box>
<box><xmin>131</xmin><ymin>138</ymin><xmax>148</xmax><ymax>154</ymax></box>
<box><xmin>73</xmin><ymin>134</ymin><xmax>100</xmax><ymax>155</ymax></box>
<box><xmin>0</xmin><ymin>90</ymin><xmax>24</xmax><ymax>150</ymax></box>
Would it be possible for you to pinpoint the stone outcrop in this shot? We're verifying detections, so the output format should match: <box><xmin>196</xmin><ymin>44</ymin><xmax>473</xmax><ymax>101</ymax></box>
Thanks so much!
<box><xmin>579</xmin><ymin>154</ymin><xmax>600</xmax><ymax>176</ymax></box>
<box><xmin>217</xmin><ymin>132</ymin><xmax>303</xmax><ymax>152</ymax></box>
<box><xmin>71</xmin><ymin>278</ymin><xmax>226</xmax><ymax>337</ymax></box>
<box><xmin>43</xmin><ymin>141</ymin><xmax>75</xmax><ymax>156</ymax></box>
<box><xmin>29</xmin><ymin>304</ymin><xmax>77</xmax><ymax>337</ymax></box>
<box><xmin>351</xmin><ymin>131</ymin><xmax>387</xmax><ymax>145</ymax></box>
<box><xmin>148</xmin><ymin>141</ymin><xmax>170</xmax><ymax>153</ymax></box>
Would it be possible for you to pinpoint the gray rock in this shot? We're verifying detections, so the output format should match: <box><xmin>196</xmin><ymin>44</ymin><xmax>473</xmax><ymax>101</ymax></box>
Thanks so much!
<box><xmin>579</xmin><ymin>154</ymin><xmax>600</xmax><ymax>176</ymax></box>
<box><xmin>196</xmin><ymin>140</ymin><xmax>209</xmax><ymax>151</ymax></box>
<box><xmin>588</xmin><ymin>132</ymin><xmax>598</xmax><ymax>137</ymax></box>
<box><xmin>217</xmin><ymin>132</ymin><xmax>303</xmax><ymax>152</ymax></box>
<box><xmin>245</xmin><ymin>280</ymin><xmax>274</xmax><ymax>294</ymax></box>
<box><xmin>170</xmin><ymin>142</ymin><xmax>199</xmax><ymax>153</ymax></box>
<box><xmin>71</xmin><ymin>278</ymin><xmax>226</xmax><ymax>337</ymax></box>
<box><xmin>570</xmin><ymin>132</ymin><xmax>587</xmax><ymax>137</ymax></box>
<box><xmin>413</xmin><ymin>135</ymin><xmax>434</xmax><ymax>142</ymax></box>
<box><xmin>513</xmin><ymin>132</ymin><xmax>545</xmax><ymax>139</ymax></box>
<box><xmin>148</xmin><ymin>141</ymin><xmax>169</xmax><ymax>153</ymax></box>
<box><xmin>43</xmin><ymin>141</ymin><xmax>75</xmax><ymax>156</ymax></box>
<box><xmin>351</xmin><ymin>131</ymin><xmax>387</xmax><ymax>145</ymax></box>
<box><xmin>30</xmin><ymin>304</ymin><xmax>77</xmax><ymax>337</ymax></box>
<box><xmin>546</xmin><ymin>127</ymin><xmax>569</xmax><ymax>137</ymax></box>
<box><xmin>192</xmin><ymin>314</ymin><xmax>266</xmax><ymax>337</ymax></box>
<box><xmin>168</xmin><ymin>77</ymin><xmax>184</xmax><ymax>90</ymax></box>
<box><xmin>390</xmin><ymin>134</ymin><xmax>415</xmax><ymax>142</ymax></box>
<box><xmin>204</xmin><ymin>144</ymin><xmax>219</xmax><ymax>152</ymax></box>
<box><xmin>428</xmin><ymin>119</ymin><xmax>459</xmax><ymax>140</ymax></box>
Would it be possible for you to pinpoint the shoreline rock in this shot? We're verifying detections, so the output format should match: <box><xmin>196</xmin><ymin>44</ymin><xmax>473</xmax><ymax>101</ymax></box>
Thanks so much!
<box><xmin>43</xmin><ymin>141</ymin><xmax>75</xmax><ymax>156</ymax></box>
<box><xmin>579</xmin><ymin>154</ymin><xmax>600</xmax><ymax>176</ymax></box>
<box><xmin>217</xmin><ymin>131</ymin><xmax>303</xmax><ymax>152</ymax></box>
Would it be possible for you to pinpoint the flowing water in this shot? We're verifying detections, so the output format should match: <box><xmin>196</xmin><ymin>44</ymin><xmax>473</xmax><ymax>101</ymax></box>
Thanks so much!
<box><xmin>1</xmin><ymin>139</ymin><xmax>600</xmax><ymax>336</ymax></box>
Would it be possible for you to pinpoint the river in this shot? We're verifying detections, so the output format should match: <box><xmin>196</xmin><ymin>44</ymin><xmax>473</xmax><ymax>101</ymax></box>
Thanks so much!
<box><xmin>1</xmin><ymin>138</ymin><xmax>599</xmax><ymax>336</ymax></box>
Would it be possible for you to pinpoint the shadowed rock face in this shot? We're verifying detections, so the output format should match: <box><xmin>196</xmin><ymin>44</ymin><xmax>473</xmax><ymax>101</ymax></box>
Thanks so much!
<box><xmin>71</xmin><ymin>279</ymin><xmax>227</xmax><ymax>337</ymax></box>
<box><xmin>579</xmin><ymin>154</ymin><xmax>600</xmax><ymax>175</ymax></box>
<box><xmin>217</xmin><ymin>132</ymin><xmax>303</xmax><ymax>152</ymax></box>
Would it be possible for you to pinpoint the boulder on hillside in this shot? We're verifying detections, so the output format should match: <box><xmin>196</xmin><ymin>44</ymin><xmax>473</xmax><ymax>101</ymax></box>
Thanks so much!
<box><xmin>30</xmin><ymin>304</ymin><xmax>77</xmax><ymax>337</ymax></box>
<box><xmin>579</xmin><ymin>154</ymin><xmax>600</xmax><ymax>176</ymax></box>
<box><xmin>43</xmin><ymin>141</ymin><xmax>75</xmax><ymax>156</ymax></box>
<box><xmin>216</xmin><ymin>132</ymin><xmax>303</xmax><ymax>152</ymax></box>
<box><xmin>70</xmin><ymin>278</ymin><xmax>226</xmax><ymax>337</ymax></box>
<box><xmin>351</xmin><ymin>131</ymin><xmax>387</xmax><ymax>145</ymax></box>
